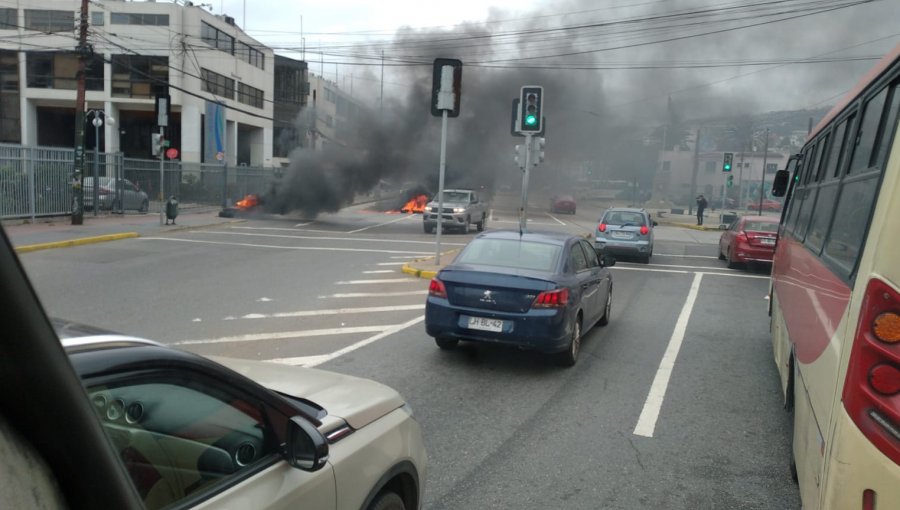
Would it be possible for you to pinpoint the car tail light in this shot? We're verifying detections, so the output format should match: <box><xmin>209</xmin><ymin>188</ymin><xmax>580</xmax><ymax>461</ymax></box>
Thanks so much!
<box><xmin>736</xmin><ymin>232</ymin><xmax>749</xmax><ymax>244</ymax></box>
<box><xmin>640</xmin><ymin>225</ymin><xmax>649</xmax><ymax>235</ymax></box>
<box><xmin>842</xmin><ymin>278</ymin><xmax>900</xmax><ymax>465</ymax></box>
<box><xmin>428</xmin><ymin>278</ymin><xmax>447</xmax><ymax>299</ymax></box>
<box><xmin>598</xmin><ymin>223</ymin><xmax>607</xmax><ymax>233</ymax></box>
<box><xmin>533</xmin><ymin>288</ymin><xmax>568</xmax><ymax>308</ymax></box>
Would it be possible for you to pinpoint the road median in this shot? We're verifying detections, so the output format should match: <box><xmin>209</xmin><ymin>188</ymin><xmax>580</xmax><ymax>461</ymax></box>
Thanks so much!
<box><xmin>15</xmin><ymin>232</ymin><xmax>140</xmax><ymax>253</ymax></box>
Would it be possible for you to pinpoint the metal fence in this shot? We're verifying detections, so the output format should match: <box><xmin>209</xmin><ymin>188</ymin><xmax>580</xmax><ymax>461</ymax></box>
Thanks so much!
<box><xmin>0</xmin><ymin>143</ymin><xmax>281</xmax><ymax>220</ymax></box>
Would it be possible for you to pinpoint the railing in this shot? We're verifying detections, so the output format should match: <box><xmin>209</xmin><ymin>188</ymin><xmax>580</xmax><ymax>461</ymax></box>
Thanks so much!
<box><xmin>0</xmin><ymin>143</ymin><xmax>281</xmax><ymax>220</ymax></box>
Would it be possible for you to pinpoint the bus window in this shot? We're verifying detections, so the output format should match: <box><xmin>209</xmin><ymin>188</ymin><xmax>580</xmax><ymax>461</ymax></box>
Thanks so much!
<box><xmin>804</xmin><ymin>183</ymin><xmax>839</xmax><ymax>254</ymax></box>
<box><xmin>848</xmin><ymin>87</ymin><xmax>888</xmax><ymax>175</ymax></box>
<box><xmin>824</xmin><ymin>115</ymin><xmax>853</xmax><ymax>180</ymax></box>
<box><xmin>823</xmin><ymin>176</ymin><xmax>879</xmax><ymax>277</ymax></box>
<box><xmin>870</xmin><ymin>83</ymin><xmax>900</xmax><ymax>170</ymax></box>
<box><xmin>813</xmin><ymin>133</ymin><xmax>831</xmax><ymax>182</ymax></box>
<box><xmin>794</xmin><ymin>186</ymin><xmax>818</xmax><ymax>241</ymax></box>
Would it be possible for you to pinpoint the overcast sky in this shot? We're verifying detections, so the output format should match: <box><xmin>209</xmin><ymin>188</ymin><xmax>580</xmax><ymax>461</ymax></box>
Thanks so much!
<box><xmin>216</xmin><ymin>0</ymin><xmax>900</xmax><ymax>121</ymax></box>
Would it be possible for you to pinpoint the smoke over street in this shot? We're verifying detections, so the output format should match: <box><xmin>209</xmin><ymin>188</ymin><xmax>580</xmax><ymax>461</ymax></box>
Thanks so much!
<box><xmin>264</xmin><ymin>0</ymin><xmax>898</xmax><ymax>216</ymax></box>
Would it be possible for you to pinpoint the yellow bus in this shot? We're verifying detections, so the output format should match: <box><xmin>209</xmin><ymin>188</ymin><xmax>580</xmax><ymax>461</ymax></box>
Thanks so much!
<box><xmin>769</xmin><ymin>43</ymin><xmax>900</xmax><ymax>509</ymax></box>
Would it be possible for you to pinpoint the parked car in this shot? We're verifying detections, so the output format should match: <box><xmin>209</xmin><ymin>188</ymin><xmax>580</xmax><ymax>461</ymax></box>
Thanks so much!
<box><xmin>83</xmin><ymin>177</ymin><xmax>150</xmax><ymax>212</ymax></box>
<box><xmin>53</xmin><ymin>318</ymin><xmax>426</xmax><ymax>510</ymax></box>
<box><xmin>550</xmin><ymin>194</ymin><xmax>576</xmax><ymax>214</ymax></box>
<box><xmin>423</xmin><ymin>189</ymin><xmax>487</xmax><ymax>233</ymax></box>
<box><xmin>425</xmin><ymin>230</ymin><xmax>614</xmax><ymax>366</ymax></box>
<box><xmin>594</xmin><ymin>208</ymin><xmax>657</xmax><ymax>263</ymax></box>
<box><xmin>718</xmin><ymin>215</ymin><xmax>779</xmax><ymax>268</ymax></box>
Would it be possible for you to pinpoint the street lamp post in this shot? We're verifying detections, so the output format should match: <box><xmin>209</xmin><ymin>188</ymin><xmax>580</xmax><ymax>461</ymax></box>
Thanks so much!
<box><xmin>86</xmin><ymin>110</ymin><xmax>114</xmax><ymax>216</ymax></box>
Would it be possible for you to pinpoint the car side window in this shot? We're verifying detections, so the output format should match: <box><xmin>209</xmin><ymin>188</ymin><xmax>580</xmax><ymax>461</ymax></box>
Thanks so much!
<box><xmin>580</xmin><ymin>240</ymin><xmax>599</xmax><ymax>268</ymax></box>
<box><xmin>86</xmin><ymin>372</ymin><xmax>281</xmax><ymax>510</ymax></box>
<box><xmin>568</xmin><ymin>243</ymin><xmax>588</xmax><ymax>273</ymax></box>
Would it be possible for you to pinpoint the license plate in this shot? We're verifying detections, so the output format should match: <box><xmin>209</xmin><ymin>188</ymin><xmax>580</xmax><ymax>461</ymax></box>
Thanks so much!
<box><xmin>761</xmin><ymin>238</ymin><xmax>776</xmax><ymax>245</ymax></box>
<box><xmin>611</xmin><ymin>231</ymin><xmax>632</xmax><ymax>239</ymax></box>
<box><xmin>467</xmin><ymin>316</ymin><xmax>504</xmax><ymax>332</ymax></box>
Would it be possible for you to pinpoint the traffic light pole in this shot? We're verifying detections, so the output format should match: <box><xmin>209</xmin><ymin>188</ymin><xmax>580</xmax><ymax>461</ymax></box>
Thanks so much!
<box><xmin>519</xmin><ymin>134</ymin><xmax>532</xmax><ymax>234</ymax></box>
<box><xmin>159</xmin><ymin>126</ymin><xmax>165</xmax><ymax>225</ymax></box>
<box><xmin>435</xmin><ymin>110</ymin><xmax>448</xmax><ymax>265</ymax></box>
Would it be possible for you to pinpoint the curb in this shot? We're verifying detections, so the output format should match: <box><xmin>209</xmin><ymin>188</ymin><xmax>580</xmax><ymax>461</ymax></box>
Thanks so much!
<box><xmin>401</xmin><ymin>249</ymin><xmax>460</xmax><ymax>280</ymax></box>
<box><xmin>15</xmin><ymin>232</ymin><xmax>140</xmax><ymax>253</ymax></box>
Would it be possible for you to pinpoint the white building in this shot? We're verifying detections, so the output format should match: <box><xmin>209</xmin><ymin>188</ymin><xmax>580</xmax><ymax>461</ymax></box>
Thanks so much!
<box><xmin>0</xmin><ymin>0</ymin><xmax>274</xmax><ymax>166</ymax></box>
<box><xmin>306</xmin><ymin>73</ymin><xmax>365</xmax><ymax>153</ymax></box>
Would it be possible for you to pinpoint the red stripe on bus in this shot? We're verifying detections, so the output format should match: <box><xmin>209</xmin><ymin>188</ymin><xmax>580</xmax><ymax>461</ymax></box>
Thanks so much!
<box><xmin>772</xmin><ymin>237</ymin><xmax>852</xmax><ymax>364</ymax></box>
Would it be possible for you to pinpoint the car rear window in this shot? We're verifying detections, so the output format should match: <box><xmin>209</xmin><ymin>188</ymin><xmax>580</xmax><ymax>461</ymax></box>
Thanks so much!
<box><xmin>743</xmin><ymin>221</ymin><xmax>779</xmax><ymax>232</ymax></box>
<box><xmin>602</xmin><ymin>211</ymin><xmax>646</xmax><ymax>226</ymax></box>
<box><xmin>457</xmin><ymin>238</ymin><xmax>561</xmax><ymax>272</ymax></box>
<box><xmin>442</xmin><ymin>192</ymin><xmax>470</xmax><ymax>202</ymax></box>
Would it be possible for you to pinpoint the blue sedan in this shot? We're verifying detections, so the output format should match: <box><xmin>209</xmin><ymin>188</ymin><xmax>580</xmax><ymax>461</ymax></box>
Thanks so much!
<box><xmin>425</xmin><ymin>230</ymin><xmax>614</xmax><ymax>366</ymax></box>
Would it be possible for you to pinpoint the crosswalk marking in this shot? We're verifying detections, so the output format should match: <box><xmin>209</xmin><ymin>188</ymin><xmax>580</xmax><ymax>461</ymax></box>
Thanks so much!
<box><xmin>336</xmin><ymin>278</ymin><xmax>419</xmax><ymax>285</ymax></box>
<box><xmin>139</xmin><ymin>237</ymin><xmax>431</xmax><ymax>255</ymax></box>
<box><xmin>363</xmin><ymin>270</ymin><xmax>396</xmax><ymax>274</ymax></box>
<box><xmin>175</xmin><ymin>325</ymin><xmax>396</xmax><ymax>346</ymax></box>
<box><xmin>319</xmin><ymin>290</ymin><xmax>429</xmax><ymax>298</ymax></box>
<box><xmin>266</xmin><ymin>316</ymin><xmax>425</xmax><ymax>367</ymax></box>
<box><xmin>198</xmin><ymin>230</ymin><xmax>465</xmax><ymax>246</ymax></box>
<box><xmin>225</xmin><ymin>304</ymin><xmax>424</xmax><ymax>320</ymax></box>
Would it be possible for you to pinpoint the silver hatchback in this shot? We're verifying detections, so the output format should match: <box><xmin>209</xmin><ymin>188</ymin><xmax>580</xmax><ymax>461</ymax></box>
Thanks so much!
<box><xmin>595</xmin><ymin>208</ymin><xmax>656</xmax><ymax>263</ymax></box>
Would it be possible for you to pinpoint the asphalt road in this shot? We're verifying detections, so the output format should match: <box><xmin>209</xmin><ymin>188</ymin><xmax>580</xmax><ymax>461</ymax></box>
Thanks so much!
<box><xmin>18</xmin><ymin>194</ymin><xmax>799</xmax><ymax>509</ymax></box>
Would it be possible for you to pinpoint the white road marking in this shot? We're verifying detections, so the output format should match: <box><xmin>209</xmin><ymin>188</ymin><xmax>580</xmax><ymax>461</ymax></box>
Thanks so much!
<box><xmin>362</xmin><ymin>270</ymin><xmax>396</xmax><ymax>274</ymax></box>
<box><xmin>620</xmin><ymin>262</ymin><xmax>738</xmax><ymax>271</ymax></box>
<box><xmin>653</xmin><ymin>254</ymin><xmax>721</xmax><ymax>259</ymax></box>
<box><xmin>376</xmin><ymin>262</ymin><xmax>406</xmax><ymax>266</ymax></box>
<box><xmin>197</xmin><ymin>230</ymin><xmax>465</xmax><ymax>246</ymax></box>
<box><xmin>174</xmin><ymin>325</ymin><xmax>394</xmax><ymax>346</ymax></box>
<box><xmin>294</xmin><ymin>222</ymin><xmax>312</xmax><ymax>227</ymax></box>
<box><xmin>319</xmin><ymin>290</ymin><xmax>429</xmax><ymax>298</ymax></box>
<box><xmin>390</xmin><ymin>255</ymin><xmax>417</xmax><ymax>259</ymax></box>
<box><xmin>611</xmin><ymin>266</ymin><xmax>769</xmax><ymax>279</ymax></box>
<box><xmin>192</xmin><ymin>318</ymin><xmax>202</xmax><ymax>322</ymax></box>
<box><xmin>227</xmin><ymin>304</ymin><xmax>424</xmax><ymax>320</ymax></box>
<box><xmin>336</xmin><ymin>278</ymin><xmax>418</xmax><ymax>285</ymax></box>
<box><xmin>491</xmin><ymin>219</ymin><xmax>556</xmax><ymax>225</ymax></box>
<box><xmin>256</xmin><ymin>297</ymin><xmax>273</xmax><ymax>302</ymax></box>
<box><xmin>545</xmin><ymin>212</ymin><xmax>566</xmax><ymax>225</ymax></box>
<box><xmin>612</xmin><ymin>266</ymin><xmax>690</xmax><ymax>274</ymax></box>
<box><xmin>233</xmin><ymin>226</ymin><xmax>340</xmax><ymax>234</ymax></box>
<box><xmin>267</xmin><ymin>316</ymin><xmax>425</xmax><ymax>367</ymax></box>
<box><xmin>139</xmin><ymin>237</ymin><xmax>431</xmax><ymax>255</ymax></box>
<box><xmin>347</xmin><ymin>214</ymin><xmax>415</xmax><ymax>233</ymax></box>
<box><xmin>633</xmin><ymin>272</ymin><xmax>704</xmax><ymax>438</ymax></box>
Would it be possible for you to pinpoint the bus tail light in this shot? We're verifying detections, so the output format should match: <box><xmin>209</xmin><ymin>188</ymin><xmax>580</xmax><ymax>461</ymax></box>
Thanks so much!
<box><xmin>842</xmin><ymin>278</ymin><xmax>900</xmax><ymax>465</ymax></box>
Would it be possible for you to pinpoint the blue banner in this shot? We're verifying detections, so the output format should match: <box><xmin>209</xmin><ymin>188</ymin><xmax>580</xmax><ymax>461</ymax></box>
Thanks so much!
<box><xmin>204</xmin><ymin>101</ymin><xmax>226</xmax><ymax>163</ymax></box>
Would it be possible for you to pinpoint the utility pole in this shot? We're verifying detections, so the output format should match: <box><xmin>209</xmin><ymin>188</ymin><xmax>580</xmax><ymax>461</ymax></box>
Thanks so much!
<box><xmin>380</xmin><ymin>49</ymin><xmax>385</xmax><ymax>113</ymax></box>
<box><xmin>71</xmin><ymin>0</ymin><xmax>89</xmax><ymax>225</ymax></box>
<box><xmin>758</xmin><ymin>127</ymin><xmax>769</xmax><ymax>215</ymax></box>
<box><xmin>688</xmin><ymin>128</ymin><xmax>700</xmax><ymax>216</ymax></box>
<box><xmin>737</xmin><ymin>150</ymin><xmax>745</xmax><ymax>209</ymax></box>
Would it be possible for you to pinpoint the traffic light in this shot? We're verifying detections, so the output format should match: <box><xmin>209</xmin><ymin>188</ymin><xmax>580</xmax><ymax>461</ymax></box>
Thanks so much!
<box><xmin>723</xmin><ymin>152</ymin><xmax>733</xmax><ymax>172</ymax></box>
<box><xmin>152</xmin><ymin>133</ymin><xmax>163</xmax><ymax>157</ymax></box>
<box><xmin>532</xmin><ymin>137</ymin><xmax>545</xmax><ymax>165</ymax></box>
<box><xmin>519</xmin><ymin>86</ymin><xmax>543</xmax><ymax>133</ymax></box>
<box><xmin>514</xmin><ymin>144</ymin><xmax>526</xmax><ymax>169</ymax></box>
<box><xmin>726</xmin><ymin>174</ymin><xmax>734</xmax><ymax>188</ymax></box>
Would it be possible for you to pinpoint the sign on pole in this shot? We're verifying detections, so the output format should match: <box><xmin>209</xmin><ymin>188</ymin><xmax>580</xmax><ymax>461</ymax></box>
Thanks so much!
<box><xmin>431</xmin><ymin>58</ymin><xmax>462</xmax><ymax>265</ymax></box>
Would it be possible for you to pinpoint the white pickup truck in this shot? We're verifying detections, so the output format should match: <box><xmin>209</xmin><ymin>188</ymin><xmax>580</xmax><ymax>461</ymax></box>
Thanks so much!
<box><xmin>422</xmin><ymin>189</ymin><xmax>488</xmax><ymax>233</ymax></box>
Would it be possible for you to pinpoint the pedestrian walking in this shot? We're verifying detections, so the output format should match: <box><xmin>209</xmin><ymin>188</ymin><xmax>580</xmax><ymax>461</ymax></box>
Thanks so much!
<box><xmin>696</xmin><ymin>194</ymin><xmax>708</xmax><ymax>225</ymax></box>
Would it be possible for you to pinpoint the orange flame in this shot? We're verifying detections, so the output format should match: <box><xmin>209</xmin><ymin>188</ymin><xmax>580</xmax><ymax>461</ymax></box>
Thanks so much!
<box><xmin>400</xmin><ymin>194</ymin><xmax>429</xmax><ymax>213</ymax></box>
<box><xmin>235</xmin><ymin>194</ymin><xmax>259</xmax><ymax>210</ymax></box>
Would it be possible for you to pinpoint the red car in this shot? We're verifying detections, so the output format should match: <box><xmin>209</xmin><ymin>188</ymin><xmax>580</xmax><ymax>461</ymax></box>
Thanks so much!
<box><xmin>550</xmin><ymin>194</ymin><xmax>576</xmax><ymax>214</ymax></box>
<box><xmin>718</xmin><ymin>215</ymin><xmax>779</xmax><ymax>268</ymax></box>
<box><xmin>747</xmin><ymin>199</ymin><xmax>783</xmax><ymax>212</ymax></box>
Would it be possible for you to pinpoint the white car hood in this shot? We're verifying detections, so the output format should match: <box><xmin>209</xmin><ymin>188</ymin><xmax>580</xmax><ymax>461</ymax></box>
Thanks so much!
<box><xmin>210</xmin><ymin>356</ymin><xmax>405</xmax><ymax>430</ymax></box>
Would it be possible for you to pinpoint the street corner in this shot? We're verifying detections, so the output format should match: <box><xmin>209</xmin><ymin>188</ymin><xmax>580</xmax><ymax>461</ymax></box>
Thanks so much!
<box><xmin>401</xmin><ymin>249</ymin><xmax>460</xmax><ymax>279</ymax></box>
<box><xmin>15</xmin><ymin>232</ymin><xmax>140</xmax><ymax>254</ymax></box>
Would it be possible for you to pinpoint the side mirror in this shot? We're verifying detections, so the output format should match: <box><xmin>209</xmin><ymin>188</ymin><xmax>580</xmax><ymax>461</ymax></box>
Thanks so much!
<box><xmin>771</xmin><ymin>170</ymin><xmax>790</xmax><ymax>197</ymax></box>
<box><xmin>286</xmin><ymin>416</ymin><xmax>329</xmax><ymax>472</ymax></box>
<box><xmin>602</xmin><ymin>254</ymin><xmax>616</xmax><ymax>267</ymax></box>
<box><xmin>652</xmin><ymin>220</ymin><xmax>658</xmax><ymax>227</ymax></box>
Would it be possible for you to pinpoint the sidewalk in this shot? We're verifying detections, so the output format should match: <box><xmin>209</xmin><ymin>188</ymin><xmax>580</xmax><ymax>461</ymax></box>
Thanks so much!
<box><xmin>4</xmin><ymin>207</ymin><xmax>243</xmax><ymax>252</ymax></box>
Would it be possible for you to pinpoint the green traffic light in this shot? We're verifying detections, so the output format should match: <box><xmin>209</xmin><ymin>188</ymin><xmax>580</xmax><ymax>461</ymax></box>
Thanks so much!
<box><xmin>724</xmin><ymin>164</ymin><xmax>731</xmax><ymax>171</ymax></box>
<box><xmin>525</xmin><ymin>115</ymin><xmax>537</xmax><ymax>126</ymax></box>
